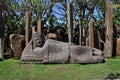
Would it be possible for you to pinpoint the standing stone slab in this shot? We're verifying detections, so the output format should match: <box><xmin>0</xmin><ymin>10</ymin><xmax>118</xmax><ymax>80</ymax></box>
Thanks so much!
<box><xmin>9</xmin><ymin>34</ymin><xmax>25</xmax><ymax>59</ymax></box>
<box><xmin>0</xmin><ymin>38</ymin><xmax>4</xmax><ymax>60</ymax></box>
<box><xmin>0</xmin><ymin>5</ymin><xmax>4</xmax><ymax>60</ymax></box>
<box><xmin>116</xmin><ymin>38</ymin><xmax>120</xmax><ymax>56</ymax></box>
<box><xmin>104</xmin><ymin>2</ymin><xmax>113</xmax><ymax>58</ymax></box>
<box><xmin>37</xmin><ymin>20</ymin><xmax>42</xmax><ymax>35</ymax></box>
<box><xmin>89</xmin><ymin>21</ymin><xmax>94</xmax><ymax>47</ymax></box>
<box><xmin>25</xmin><ymin>12</ymin><xmax>30</xmax><ymax>45</ymax></box>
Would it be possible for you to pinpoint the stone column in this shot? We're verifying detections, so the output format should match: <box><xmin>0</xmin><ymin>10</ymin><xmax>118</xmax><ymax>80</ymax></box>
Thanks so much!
<box><xmin>0</xmin><ymin>38</ymin><xmax>4</xmax><ymax>60</ymax></box>
<box><xmin>37</xmin><ymin>20</ymin><xmax>42</xmax><ymax>35</ymax></box>
<box><xmin>89</xmin><ymin>21</ymin><xmax>94</xmax><ymax>47</ymax></box>
<box><xmin>25</xmin><ymin>12</ymin><xmax>30</xmax><ymax>45</ymax></box>
<box><xmin>0</xmin><ymin>9</ymin><xmax>4</xmax><ymax>60</ymax></box>
<box><xmin>104</xmin><ymin>2</ymin><xmax>113</xmax><ymax>58</ymax></box>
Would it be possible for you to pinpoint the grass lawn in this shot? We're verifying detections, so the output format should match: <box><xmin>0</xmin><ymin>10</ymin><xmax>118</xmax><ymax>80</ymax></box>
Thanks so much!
<box><xmin>0</xmin><ymin>59</ymin><xmax>120</xmax><ymax>80</ymax></box>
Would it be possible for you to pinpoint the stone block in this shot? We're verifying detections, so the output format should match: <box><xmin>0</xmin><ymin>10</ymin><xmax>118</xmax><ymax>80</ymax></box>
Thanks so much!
<box><xmin>9</xmin><ymin>34</ymin><xmax>25</xmax><ymax>59</ymax></box>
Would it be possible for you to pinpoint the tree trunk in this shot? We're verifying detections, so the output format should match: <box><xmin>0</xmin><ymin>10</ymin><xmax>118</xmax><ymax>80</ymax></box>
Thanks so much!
<box><xmin>97</xmin><ymin>31</ymin><xmax>101</xmax><ymax>49</ymax></box>
<box><xmin>67</xmin><ymin>3</ymin><xmax>73</xmax><ymax>43</ymax></box>
<box><xmin>104</xmin><ymin>2</ymin><xmax>113</xmax><ymax>58</ymax></box>
<box><xmin>78</xmin><ymin>20</ymin><xmax>82</xmax><ymax>45</ymax></box>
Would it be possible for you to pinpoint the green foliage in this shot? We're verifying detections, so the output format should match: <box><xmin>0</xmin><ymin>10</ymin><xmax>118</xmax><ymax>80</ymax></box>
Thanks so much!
<box><xmin>105</xmin><ymin>73</ymin><xmax>120</xmax><ymax>79</ymax></box>
<box><xmin>113</xmin><ymin>4</ymin><xmax>120</xmax><ymax>25</ymax></box>
<box><xmin>1</xmin><ymin>0</ymin><xmax>120</xmax><ymax>50</ymax></box>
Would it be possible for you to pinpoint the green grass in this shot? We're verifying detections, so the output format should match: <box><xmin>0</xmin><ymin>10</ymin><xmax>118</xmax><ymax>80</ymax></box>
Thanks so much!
<box><xmin>0</xmin><ymin>59</ymin><xmax>120</xmax><ymax>80</ymax></box>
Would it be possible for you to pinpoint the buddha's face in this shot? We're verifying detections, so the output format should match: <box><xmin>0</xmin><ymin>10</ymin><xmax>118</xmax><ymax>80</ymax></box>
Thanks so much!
<box><xmin>32</xmin><ymin>33</ymin><xmax>44</xmax><ymax>48</ymax></box>
<box><xmin>33</xmin><ymin>36</ymin><xmax>44</xmax><ymax>47</ymax></box>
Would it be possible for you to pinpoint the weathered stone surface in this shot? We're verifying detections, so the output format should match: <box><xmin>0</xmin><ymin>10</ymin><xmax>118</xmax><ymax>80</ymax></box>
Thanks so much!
<box><xmin>0</xmin><ymin>38</ymin><xmax>4</xmax><ymax>60</ymax></box>
<box><xmin>9</xmin><ymin>34</ymin><xmax>25</xmax><ymax>59</ymax></box>
<box><xmin>116</xmin><ymin>38</ymin><xmax>120</xmax><ymax>56</ymax></box>
<box><xmin>32</xmin><ymin>32</ymin><xmax>45</xmax><ymax>49</ymax></box>
<box><xmin>21</xmin><ymin>33</ymin><xmax>104</xmax><ymax>64</ymax></box>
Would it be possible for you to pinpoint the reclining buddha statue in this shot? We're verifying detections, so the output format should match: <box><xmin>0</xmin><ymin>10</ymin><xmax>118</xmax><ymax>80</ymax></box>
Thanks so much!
<box><xmin>21</xmin><ymin>32</ymin><xmax>104</xmax><ymax>64</ymax></box>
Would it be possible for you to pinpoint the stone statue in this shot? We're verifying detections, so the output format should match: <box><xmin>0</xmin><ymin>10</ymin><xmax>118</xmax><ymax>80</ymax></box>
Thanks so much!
<box><xmin>21</xmin><ymin>33</ymin><xmax>104</xmax><ymax>64</ymax></box>
<box><xmin>9</xmin><ymin>34</ymin><xmax>25</xmax><ymax>59</ymax></box>
<box><xmin>45</xmin><ymin>33</ymin><xmax>63</xmax><ymax>41</ymax></box>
